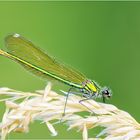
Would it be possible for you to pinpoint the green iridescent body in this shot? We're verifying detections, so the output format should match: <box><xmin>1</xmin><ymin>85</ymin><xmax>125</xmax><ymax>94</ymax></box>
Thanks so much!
<box><xmin>0</xmin><ymin>33</ymin><xmax>111</xmax><ymax>101</ymax></box>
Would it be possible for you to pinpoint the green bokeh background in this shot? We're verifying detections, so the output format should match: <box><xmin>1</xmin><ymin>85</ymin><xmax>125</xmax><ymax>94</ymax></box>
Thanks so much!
<box><xmin>0</xmin><ymin>1</ymin><xmax>140</xmax><ymax>139</ymax></box>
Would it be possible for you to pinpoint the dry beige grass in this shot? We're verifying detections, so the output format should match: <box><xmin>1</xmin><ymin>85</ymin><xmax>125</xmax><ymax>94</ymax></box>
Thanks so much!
<box><xmin>0</xmin><ymin>83</ymin><xmax>139</xmax><ymax>140</ymax></box>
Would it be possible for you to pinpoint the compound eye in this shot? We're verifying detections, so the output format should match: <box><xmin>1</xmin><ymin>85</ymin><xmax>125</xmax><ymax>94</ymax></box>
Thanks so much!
<box><xmin>102</xmin><ymin>89</ymin><xmax>111</xmax><ymax>98</ymax></box>
<box><xmin>104</xmin><ymin>90</ymin><xmax>109</xmax><ymax>95</ymax></box>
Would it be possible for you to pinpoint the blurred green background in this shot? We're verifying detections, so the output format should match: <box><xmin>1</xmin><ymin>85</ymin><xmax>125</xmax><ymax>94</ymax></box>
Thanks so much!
<box><xmin>0</xmin><ymin>1</ymin><xmax>140</xmax><ymax>139</ymax></box>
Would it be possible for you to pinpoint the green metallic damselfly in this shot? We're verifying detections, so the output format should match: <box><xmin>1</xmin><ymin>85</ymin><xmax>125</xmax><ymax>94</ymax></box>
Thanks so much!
<box><xmin>0</xmin><ymin>33</ymin><xmax>111</xmax><ymax>114</ymax></box>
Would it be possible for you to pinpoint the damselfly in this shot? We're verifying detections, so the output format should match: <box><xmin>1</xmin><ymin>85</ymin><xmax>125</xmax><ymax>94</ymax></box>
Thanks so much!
<box><xmin>0</xmin><ymin>33</ymin><xmax>111</xmax><ymax>114</ymax></box>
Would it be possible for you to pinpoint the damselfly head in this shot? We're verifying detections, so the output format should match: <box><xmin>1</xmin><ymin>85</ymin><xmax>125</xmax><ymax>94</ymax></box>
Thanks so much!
<box><xmin>101</xmin><ymin>87</ymin><xmax>112</xmax><ymax>99</ymax></box>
